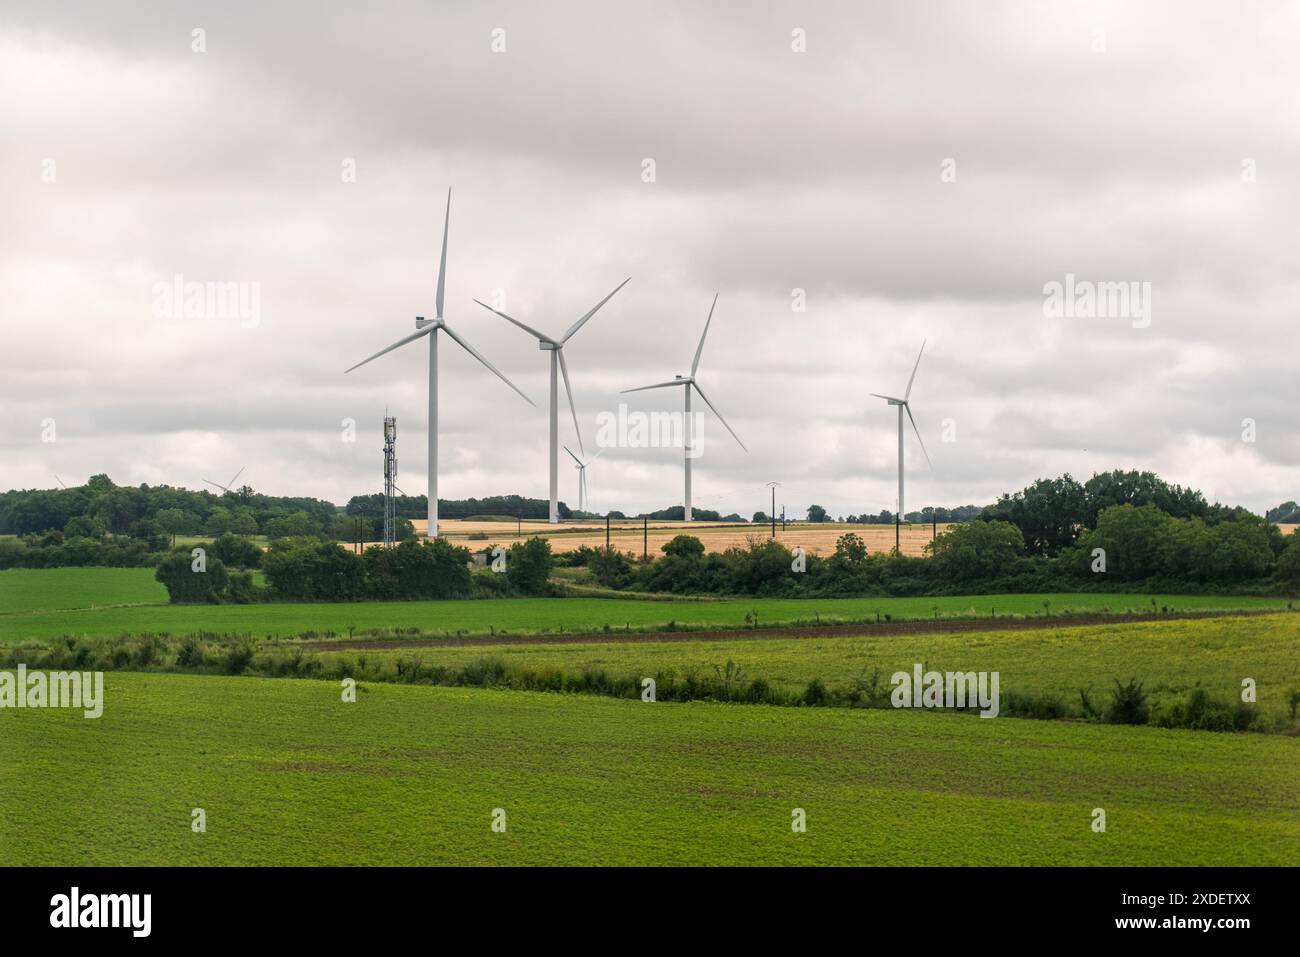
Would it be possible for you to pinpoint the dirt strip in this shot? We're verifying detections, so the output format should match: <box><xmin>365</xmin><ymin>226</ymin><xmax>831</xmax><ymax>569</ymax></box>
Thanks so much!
<box><xmin>295</xmin><ymin>607</ymin><xmax>1291</xmax><ymax>652</ymax></box>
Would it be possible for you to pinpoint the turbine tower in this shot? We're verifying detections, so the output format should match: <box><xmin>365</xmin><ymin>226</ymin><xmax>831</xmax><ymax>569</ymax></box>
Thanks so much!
<box><xmin>564</xmin><ymin>445</ymin><xmax>604</xmax><ymax>513</ymax></box>
<box><xmin>871</xmin><ymin>340</ymin><xmax>931</xmax><ymax>521</ymax></box>
<box><xmin>622</xmin><ymin>294</ymin><xmax>747</xmax><ymax>521</ymax></box>
<box><xmin>474</xmin><ymin>278</ymin><xmax>630</xmax><ymax>523</ymax></box>
<box><xmin>345</xmin><ymin>190</ymin><xmax>534</xmax><ymax>540</ymax></box>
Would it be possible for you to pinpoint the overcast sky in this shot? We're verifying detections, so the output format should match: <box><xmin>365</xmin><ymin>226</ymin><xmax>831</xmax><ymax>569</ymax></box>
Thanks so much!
<box><xmin>2</xmin><ymin>0</ymin><xmax>1297</xmax><ymax>519</ymax></box>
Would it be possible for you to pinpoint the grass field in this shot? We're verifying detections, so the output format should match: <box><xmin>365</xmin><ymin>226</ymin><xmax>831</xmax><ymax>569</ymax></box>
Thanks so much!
<box><xmin>0</xmin><ymin>566</ymin><xmax>1288</xmax><ymax>642</ymax></box>
<box><xmin>1</xmin><ymin>671</ymin><xmax>1296</xmax><ymax>866</ymax></box>
<box><xmin>317</xmin><ymin>613</ymin><xmax>1300</xmax><ymax>723</ymax></box>
<box><xmin>0</xmin><ymin>567</ymin><xmax>167</xmax><ymax>614</ymax></box>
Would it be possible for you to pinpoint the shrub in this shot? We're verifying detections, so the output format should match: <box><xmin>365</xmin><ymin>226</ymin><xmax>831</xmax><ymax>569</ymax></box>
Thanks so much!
<box><xmin>506</xmin><ymin>536</ymin><xmax>553</xmax><ymax>596</ymax></box>
<box><xmin>1105</xmin><ymin>677</ymin><xmax>1150</xmax><ymax>725</ymax></box>
<box><xmin>155</xmin><ymin>549</ymin><xmax>229</xmax><ymax>603</ymax></box>
<box><xmin>222</xmin><ymin>638</ymin><xmax>258</xmax><ymax>675</ymax></box>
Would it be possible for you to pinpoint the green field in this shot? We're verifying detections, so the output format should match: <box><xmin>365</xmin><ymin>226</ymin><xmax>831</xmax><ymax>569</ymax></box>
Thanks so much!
<box><xmin>0</xmin><ymin>567</ymin><xmax>167</xmax><ymax>614</ymax></box>
<box><xmin>310</xmin><ymin>613</ymin><xmax>1300</xmax><ymax>724</ymax></box>
<box><xmin>0</xmin><ymin>567</ymin><xmax>1288</xmax><ymax>643</ymax></box>
<box><xmin>2</xmin><ymin>671</ymin><xmax>1296</xmax><ymax>866</ymax></box>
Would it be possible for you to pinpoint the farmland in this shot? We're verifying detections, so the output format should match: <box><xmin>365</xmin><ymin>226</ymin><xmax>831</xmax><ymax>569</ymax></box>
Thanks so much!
<box><xmin>424</xmin><ymin>517</ymin><xmax>949</xmax><ymax>557</ymax></box>
<box><xmin>0</xmin><ymin>566</ymin><xmax>1288</xmax><ymax>643</ymax></box>
<box><xmin>1</xmin><ymin>671</ymin><xmax>1296</xmax><ymax>866</ymax></box>
<box><xmin>307</xmin><ymin>613</ymin><xmax>1300</xmax><ymax>724</ymax></box>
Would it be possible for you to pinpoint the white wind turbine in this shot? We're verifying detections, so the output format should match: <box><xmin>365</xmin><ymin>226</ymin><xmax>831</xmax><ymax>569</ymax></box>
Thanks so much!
<box><xmin>345</xmin><ymin>189</ymin><xmax>534</xmax><ymax>539</ymax></box>
<box><xmin>202</xmin><ymin>466</ymin><xmax>246</xmax><ymax>494</ymax></box>
<box><xmin>564</xmin><ymin>445</ymin><xmax>604</xmax><ymax>513</ymax></box>
<box><xmin>871</xmin><ymin>339</ymin><xmax>932</xmax><ymax>522</ymax></box>
<box><xmin>474</xmin><ymin>278</ymin><xmax>631</xmax><ymax>523</ymax></box>
<box><xmin>622</xmin><ymin>294</ymin><xmax>747</xmax><ymax>522</ymax></box>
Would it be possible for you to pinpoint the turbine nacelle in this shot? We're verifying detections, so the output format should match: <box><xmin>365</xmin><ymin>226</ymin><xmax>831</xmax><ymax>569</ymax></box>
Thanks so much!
<box><xmin>415</xmin><ymin>316</ymin><xmax>441</xmax><ymax>330</ymax></box>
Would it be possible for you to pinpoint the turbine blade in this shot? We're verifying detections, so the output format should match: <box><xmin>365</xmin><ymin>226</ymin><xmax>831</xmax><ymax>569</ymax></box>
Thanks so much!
<box><xmin>564</xmin><ymin>445</ymin><xmax>583</xmax><ymax>467</ymax></box>
<box><xmin>905</xmin><ymin>404</ymin><xmax>932</xmax><ymax>469</ymax></box>
<box><xmin>904</xmin><ymin>338</ymin><xmax>926</xmax><ymax>401</ymax></box>
<box><xmin>691</xmin><ymin>380</ymin><xmax>747</xmax><ymax>452</ymax></box>
<box><xmin>691</xmin><ymin>293</ymin><xmax>718</xmax><ymax>376</ymax></box>
<box><xmin>561</xmin><ymin>277</ymin><xmax>631</xmax><ymax>343</ymax></box>
<box><xmin>472</xmin><ymin>300</ymin><xmax>555</xmax><ymax>344</ymax></box>
<box><xmin>202</xmin><ymin>479</ymin><xmax>229</xmax><ymax>492</ymax></box>
<box><xmin>440</xmin><ymin>323</ymin><xmax>535</xmax><ymax>406</ymax></box>
<box><xmin>436</xmin><ymin>188</ymin><xmax>450</xmax><ymax>319</ymax></box>
<box><xmin>344</xmin><ymin>325</ymin><xmax>432</xmax><ymax>373</ymax></box>
<box><xmin>870</xmin><ymin>393</ymin><xmax>904</xmax><ymax>402</ymax></box>
<box><xmin>557</xmin><ymin>348</ymin><xmax>584</xmax><ymax>456</ymax></box>
<box><xmin>227</xmin><ymin>467</ymin><xmax>245</xmax><ymax>489</ymax></box>
<box><xmin>588</xmin><ymin>445</ymin><xmax>605</xmax><ymax>463</ymax></box>
<box><xmin>621</xmin><ymin>380</ymin><xmax>686</xmax><ymax>394</ymax></box>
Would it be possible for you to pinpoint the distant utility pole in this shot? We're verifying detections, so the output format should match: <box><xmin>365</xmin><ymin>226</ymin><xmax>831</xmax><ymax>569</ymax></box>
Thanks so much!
<box><xmin>781</xmin><ymin>506</ymin><xmax>785</xmax><ymax>532</ymax></box>
<box><xmin>605</xmin><ymin>513</ymin><xmax>610</xmax><ymax>550</ymax></box>
<box><xmin>643</xmin><ymin>515</ymin><xmax>648</xmax><ymax>561</ymax></box>
<box><xmin>765</xmin><ymin>482</ymin><xmax>780</xmax><ymax>539</ymax></box>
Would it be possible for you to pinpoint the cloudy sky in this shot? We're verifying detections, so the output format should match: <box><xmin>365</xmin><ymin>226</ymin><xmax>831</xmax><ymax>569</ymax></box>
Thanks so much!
<box><xmin>3</xmin><ymin>0</ymin><xmax>1297</xmax><ymax>519</ymax></box>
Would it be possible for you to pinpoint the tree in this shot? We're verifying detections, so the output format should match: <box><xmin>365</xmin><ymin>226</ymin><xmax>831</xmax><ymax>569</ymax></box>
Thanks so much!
<box><xmin>1275</xmin><ymin>533</ymin><xmax>1300</xmax><ymax>588</ymax></box>
<box><xmin>661</xmin><ymin>535</ymin><xmax>705</xmax><ymax>559</ymax></box>
<box><xmin>927</xmin><ymin>520</ymin><xmax>1025</xmax><ymax>582</ymax></box>
<box><xmin>209</xmin><ymin>533</ymin><xmax>262</xmax><ymax>569</ymax></box>
<box><xmin>506</xmin><ymin>536</ymin><xmax>553</xmax><ymax>595</ymax></box>
<box><xmin>982</xmin><ymin>475</ymin><xmax>1086</xmax><ymax>555</ymax></box>
<box><xmin>1082</xmin><ymin>470</ymin><xmax>1208</xmax><ymax>528</ymax></box>
<box><xmin>806</xmin><ymin>504</ymin><xmax>828</xmax><ymax>523</ymax></box>
<box><xmin>154</xmin><ymin>508</ymin><xmax>197</xmax><ymax>543</ymax></box>
<box><xmin>752</xmin><ymin>511</ymin><xmax>769</xmax><ymax>524</ymax></box>
<box><xmin>363</xmin><ymin>538</ymin><xmax>471</xmax><ymax>599</ymax></box>
<box><xmin>127</xmin><ymin>518</ymin><xmax>169</xmax><ymax>551</ymax></box>
<box><xmin>1075</xmin><ymin>504</ymin><xmax>1172</xmax><ymax>580</ymax></box>
<box><xmin>265</xmin><ymin>511</ymin><xmax>318</xmax><ymax>539</ymax></box>
<box><xmin>155</xmin><ymin>549</ymin><xmax>229</xmax><ymax>603</ymax></box>
<box><xmin>834</xmin><ymin>533</ymin><xmax>868</xmax><ymax>564</ymax></box>
<box><xmin>204</xmin><ymin>508</ymin><xmax>233</xmax><ymax>536</ymax></box>
<box><xmin>63</xmin><ymin>515</ymin><xmax>105</xmax><ymax>540</ymax></box>
<box><xmin>262</xmin><ymin>540</ymin><xmax>365</xmax><ymax>601</ymax></box>
<box><xmin>229</xmin><ymin>510</ymin><xmax>260</xmax><ymax>536</ymax></box>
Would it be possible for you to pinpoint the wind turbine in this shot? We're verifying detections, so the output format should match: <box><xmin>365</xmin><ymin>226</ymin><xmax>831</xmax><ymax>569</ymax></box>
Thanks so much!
<box><xmin>202</xmin><ymin>467</ymin><xmax>245</xmax><ymax>495</ymax></box>
<box><xmin>564</xmin><ymin>445</ymin><xmax>604</xmax><ymax>513</ymax></box>
<box><xmin>474</xmin><ymin>277</ymin><xmax>631</xmax><ymax>523</ymax></box>
<box><xmin>345</xmin><ymin>189</ymin><xmax>534</xmax><ymax>540</ymax></box>
<box><xmin>622</xmin><ymin>294</ymin><xmax>747</xmax><ymax>522</ymax></box>
<box><xmin>871</xmin><ymin>340</ymin><xmax>931</xmax><ymax>522</ymax></box>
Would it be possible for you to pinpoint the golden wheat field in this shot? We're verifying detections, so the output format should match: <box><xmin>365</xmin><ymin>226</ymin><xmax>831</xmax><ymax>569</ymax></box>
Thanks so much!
<box><xmin>411</xmin><ymin>517</ymin><xmax>948</xmax><ymax>557</ymax></box>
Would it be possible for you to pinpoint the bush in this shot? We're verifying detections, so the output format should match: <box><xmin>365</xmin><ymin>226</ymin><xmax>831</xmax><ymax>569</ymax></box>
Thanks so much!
<box><xmin>1158</xmin><ymin>687</ymin><xmax>1259</xmax><ymax>732</ymax></box>
<box><xmin>1105</xmin><ymin>677</ymin><xmax>1150</xmax><ymax>725</ymax></box>
<box><xmin>155</xmin><ymin>549</ymin><xmax>229</xmax><ymax>603</ymax></box>
<box><xmin>210</xmin><ymin>533</ymin><xmax>262</xmax><ymax>569</ymax></box>
<box><xmin>506</xmin><ymin>536</ymin><xmax>553</xmax><ymax>596</ymax></box>
<box><xmin>222</xmin><ymin>638</ymin><xmax>258</xmax><ymax>675</ymax></box>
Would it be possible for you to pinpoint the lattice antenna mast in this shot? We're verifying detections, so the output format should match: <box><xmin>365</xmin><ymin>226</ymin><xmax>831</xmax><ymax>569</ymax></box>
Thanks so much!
<box><xmin>383</xmin><ymin>414</ymin><xmax>398</xmax><ymax>547</ymax></box>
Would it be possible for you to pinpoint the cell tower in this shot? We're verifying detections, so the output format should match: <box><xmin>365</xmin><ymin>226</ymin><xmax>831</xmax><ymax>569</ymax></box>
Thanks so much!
<box><xmin>382</xmin><ymin>414</ymin><xmax>397</xmax><ymax>547</ymax></box>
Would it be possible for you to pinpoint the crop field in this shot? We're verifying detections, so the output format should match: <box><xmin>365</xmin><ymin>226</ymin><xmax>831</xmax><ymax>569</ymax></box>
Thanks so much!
<box><xmin>317</xmin><ymin>613</ymin><xmax>1300</xmax><ymax>724</ymax></box>
<box><xmin>0</xmin><ymin>567</ymin><xmax>167</xmax><ymax>614</ymax></box>
<box><xmin>426</xmin><ymin>517</ymin><xmax>949</xmax><ymax>557</ymax></box>
<box><xmin>2</xmin><ymin>671</ymin><xmax>1296</xmax><ymax>866</ymax></box>
<box><xmin>0</xmin><ymin>567</ymin><xmax>1288</xmax><ymax>642</ymax></box>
